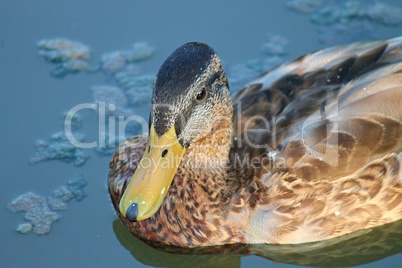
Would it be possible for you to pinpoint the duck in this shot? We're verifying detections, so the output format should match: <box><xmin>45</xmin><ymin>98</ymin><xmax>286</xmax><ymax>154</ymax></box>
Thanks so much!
<box><xmin>108</xmin><ymin>37</ymin><xmax>402</xmax><ymax>247</ymax></box>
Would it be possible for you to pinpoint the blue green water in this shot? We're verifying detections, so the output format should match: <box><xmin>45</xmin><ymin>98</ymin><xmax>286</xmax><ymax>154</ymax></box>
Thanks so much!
<box><xmin>1</xmin><ymin>1</ymin><xmax>401</xmax><ymax>267</ymax></box>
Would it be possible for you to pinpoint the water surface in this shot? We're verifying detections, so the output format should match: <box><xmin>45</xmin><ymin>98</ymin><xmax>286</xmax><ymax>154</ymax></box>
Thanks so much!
<box><xmin>1</xmin><ymin>1</ymin><xmax>402</xmax><ymax>267</ymax></box>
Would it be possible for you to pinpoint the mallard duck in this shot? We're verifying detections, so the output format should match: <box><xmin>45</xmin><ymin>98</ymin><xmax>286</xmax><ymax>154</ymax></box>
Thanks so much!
<box><xmin>108</xmin><ymin>37</ymin><xmax>402</xmax><ymax>247</ymax></box>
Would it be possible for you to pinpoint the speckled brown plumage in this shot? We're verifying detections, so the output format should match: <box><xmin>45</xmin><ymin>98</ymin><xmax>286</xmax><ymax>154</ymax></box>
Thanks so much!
<box><xmin>108</xmin><ymin>38</ymin><xmax>402</xmax><ymax>247</ymax></box>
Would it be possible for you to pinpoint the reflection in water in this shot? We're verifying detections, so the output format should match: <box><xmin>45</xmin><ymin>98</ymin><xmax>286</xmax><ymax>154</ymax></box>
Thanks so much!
<box><xmin>113</xmin><ymin>220</ymin><xmax>242</xmax><ymax>268</ymax></box>
<box><xmin>113</xmin><ymin>219</ymin><xmax>402</xmax><ymax>267</ymax></box>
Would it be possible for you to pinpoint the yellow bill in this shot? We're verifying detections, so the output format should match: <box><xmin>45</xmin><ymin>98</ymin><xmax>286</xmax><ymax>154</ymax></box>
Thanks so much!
<box><xmin>119</xmin><ymin>124</ymin><xmax>185</xmax><ymax>221</ymax></box>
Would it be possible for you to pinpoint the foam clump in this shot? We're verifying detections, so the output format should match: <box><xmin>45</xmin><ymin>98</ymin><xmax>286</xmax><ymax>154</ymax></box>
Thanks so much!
<box><xmin>366</xmin><ymin>2</ymin><xmax>402</xmax><ymax>26</ymax></box>
<box><xmin>287</xmin><ymin>0</ymin><xmax>323</xmax><ymax>14</ymax></box>
<box><xmin>101</xmin><ymin>42</ymin><xmax>154</xmax><ymax>74</ymax></box>
<box><xmin>38</xmin><ymin>38</ymin><xmax>97</xmax><ymax>78</ymax></box>
<box><xmin>8</xmin><ymin>192</ymin><xmax>61</xmax><ymax>235</ymax></box>
<box><xmin>91</xmin><ymin>85</ymin><xmax>134</xmax><ymax>116</ymax></box>
<box><xmin>38</xmin><ymin>38</ymin><xmax>90</xmax><ymax>62</ymax></box>
<box><xmin>287</xmin><ymin>0</ymin><xmax>402</xmax><ymax>44</ymax></box>
<box><xmin>8</xmin><ymin>175</ymin><xmax>88</xmax><ymax>235</ymax></box>
<box><xmin>30</xmin><ymin>132</ymin><xmax>89</xmax><ymax>167</ymax></box>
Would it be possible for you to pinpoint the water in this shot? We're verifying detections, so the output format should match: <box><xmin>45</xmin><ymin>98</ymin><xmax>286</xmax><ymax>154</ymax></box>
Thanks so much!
<box><xmin>1</xmin><ymin>1</ymin><xmax>401</xmax><ymax>267</ymax></box>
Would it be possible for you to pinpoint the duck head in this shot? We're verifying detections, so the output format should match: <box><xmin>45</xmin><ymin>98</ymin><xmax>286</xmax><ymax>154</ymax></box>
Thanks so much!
<box><xmin>119</xmin><ymin>42</ymin><xmax>233</xmax><ymax>222</ymax></box>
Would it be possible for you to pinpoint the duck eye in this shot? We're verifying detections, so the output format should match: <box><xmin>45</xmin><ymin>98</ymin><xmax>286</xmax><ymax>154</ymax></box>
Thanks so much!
<box><xmin>195</xmin><ymin>87</ymin><xmax>207</xmax><ymax>101</ymax></box>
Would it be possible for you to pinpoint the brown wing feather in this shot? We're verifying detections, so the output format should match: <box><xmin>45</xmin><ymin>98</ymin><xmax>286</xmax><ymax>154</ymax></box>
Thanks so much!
<box><xmin>232</xmin><ymin>37</ymin><xmax>402</xmax><ymax>152</ymax></box>
<box><xmin>249</xmin><ymin>153</ymin><xmax>402</xmax><ymax>244</ymax></box>
<box><xmin>242</xmin><ymin>37</ymin><xmax>402</xmax><ymax>243</ymax></box>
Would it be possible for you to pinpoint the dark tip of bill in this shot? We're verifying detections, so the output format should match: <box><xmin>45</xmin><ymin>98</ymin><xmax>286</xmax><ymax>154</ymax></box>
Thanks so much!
<box><xmin>126</xmin><ymin>203</ymin><xmax>138</xmax><ymax>222</ymax></box>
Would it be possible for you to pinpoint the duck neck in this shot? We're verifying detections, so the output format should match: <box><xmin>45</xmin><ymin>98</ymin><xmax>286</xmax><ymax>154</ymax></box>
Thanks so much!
<box><xmin>182</xmin><ymin>105</ymin><xmax>233</xmax><ymax>171</ymax></box>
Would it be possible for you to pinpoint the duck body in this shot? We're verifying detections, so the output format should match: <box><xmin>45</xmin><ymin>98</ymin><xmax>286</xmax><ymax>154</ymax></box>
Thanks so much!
<box><xmin>108</xmin><ymin>38</ymin><xmax>402</xmax><ymax>247</ymax></box>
